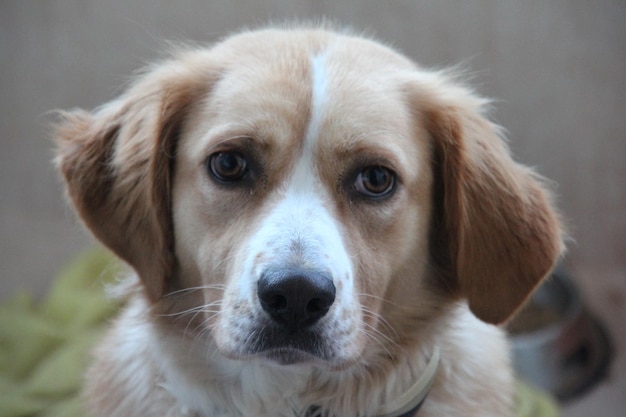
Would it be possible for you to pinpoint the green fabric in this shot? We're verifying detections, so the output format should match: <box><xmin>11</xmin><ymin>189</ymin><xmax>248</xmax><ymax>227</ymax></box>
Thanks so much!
<box><xmin>515</xmin><ymin>380</ymin><xmax>560</xmax><ymax>417</ymax></box>
<box><xmin>0</xmin><ymin>249</ymin><xmax>122</xmax><ymax>417</ymax></box>
<box><xmin>0</xmin><ymin>248</ymin><xmax>559</xmax><ymax>417</ymax></box>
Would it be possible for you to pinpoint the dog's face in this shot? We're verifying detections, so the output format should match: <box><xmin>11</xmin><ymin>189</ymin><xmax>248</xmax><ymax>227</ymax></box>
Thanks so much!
<box><xmin>172</xmin><ymin>32</ymin><xmax>434</xmax><ymax>367</ymax></box>
<box><xmin>56</xmin><ymin>28</ymin><xmax>562</xmax><ymax>370</ymax></box>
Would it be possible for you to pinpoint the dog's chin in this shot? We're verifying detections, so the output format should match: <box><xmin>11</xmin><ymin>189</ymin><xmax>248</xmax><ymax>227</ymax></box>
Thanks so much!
<box><xmin>259</xmin><ymin>348</ymin><xmax>325</xmax><ymax>366</ymax></box>
<box><xmin>249</xmin><ymin>348</ymin><xmax>356</xmax><ymax>371</ymax></box>
<box><xmin>220</xmin><ymin>346</ymin><xmax>335</xmax><ymax>368</ymax></box>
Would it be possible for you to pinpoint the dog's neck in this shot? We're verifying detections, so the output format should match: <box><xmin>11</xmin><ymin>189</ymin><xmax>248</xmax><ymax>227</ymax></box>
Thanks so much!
<box><xmin>168</xmin><ymin>345</ymin><xmax>441</xmax><ymax>417</ymax></box>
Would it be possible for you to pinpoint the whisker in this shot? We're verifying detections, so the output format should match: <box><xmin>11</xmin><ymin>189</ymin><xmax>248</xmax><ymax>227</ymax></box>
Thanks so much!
<box><xmin>211</xmin><ymin>252</ymin><xmax>242</xmax><ymax>276</ymax></box>
<box><xmin>189</xmin><ymin>313</ymin><xmax>219</xmax><ymax>348</ymax></box>
<box><xmin>360</xmin><ymin>312</ymin><xmax>398</xmax><ymax>346</ymax></box>
<box><xmin>362</xmin><ymin>330</ymin><xmax>398</xmax><ymax>360</ymax></box>
<box><xmin>359</xmin><ymin>321</ymin><xmax>396</xmax><ymax>359</ymax></box>
<box><xmin>360</xmin><ymin>309</ymin><xmax>405</xmax><ymax>356</ymax></box>
<box><xmin>357</xmin><ymin>292</ymin><xmax>398</xmax><ymax>306</ymax></box>
<box><xmin>360</xmin><ymin>305</ymin><xmax>400</xmax><ymax>340</ymax></box>
<box><xmin>163</xmin><ymin>284</ymin><xmax>226</xmax><ymax>298</ymax></box>
<box><xmin>159</xmin><ymin>299</ymin><xmax>224</xmax><ymax>318</ymax></box>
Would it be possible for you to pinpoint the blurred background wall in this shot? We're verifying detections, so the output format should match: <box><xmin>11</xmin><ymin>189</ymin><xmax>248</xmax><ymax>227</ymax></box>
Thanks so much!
<box><xmin>1</xmin><ymin>1</ymin><xmax>624</xmax><ymax>415</ymax></box>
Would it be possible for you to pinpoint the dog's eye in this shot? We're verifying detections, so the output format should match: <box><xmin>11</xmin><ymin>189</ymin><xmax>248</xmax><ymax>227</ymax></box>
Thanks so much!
<box><xmin>354</xmin><ymin>166</ymin><xmax>396</xmax><ymax>198</ymax></box>
<box><xmin>208</xmin><ymin>151</ymin><xmax>248</xmax><ymax>182</ymax></box>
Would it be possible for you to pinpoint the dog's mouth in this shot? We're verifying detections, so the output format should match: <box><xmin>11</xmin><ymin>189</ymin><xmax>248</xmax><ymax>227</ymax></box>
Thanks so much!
<box><xmin>247</xmin><ymin>322</ymin><xmax>336</xmax><ymax>365</ymax></box>
<box><xmin>215</xmin><ymin>267</ymin><xmax>360</xmax><ymax>368</ymax></box>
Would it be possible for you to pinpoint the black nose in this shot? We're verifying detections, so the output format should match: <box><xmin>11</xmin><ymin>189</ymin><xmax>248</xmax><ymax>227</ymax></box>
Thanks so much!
<box><xmin>257</xmin><ymin>268</ymin><xmax>336</xmax><ymax>329</ymax></box>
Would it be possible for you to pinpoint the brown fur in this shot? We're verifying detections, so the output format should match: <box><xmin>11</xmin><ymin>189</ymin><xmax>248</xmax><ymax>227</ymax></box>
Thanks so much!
<box><xmin>416</xmin><ymin>82</ymin><xmax>563</xmax><ymax>323</ymax></box>
<box><xmin>56</xmin><ymin>51</ymin><xmax>222</xmax><ymax>301</ymax></box>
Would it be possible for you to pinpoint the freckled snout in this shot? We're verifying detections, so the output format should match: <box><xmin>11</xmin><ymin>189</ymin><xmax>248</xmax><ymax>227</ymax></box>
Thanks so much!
<box><xmin>257</xmin><ymin>268</ymin><xmax>336</xmax><ymax>329</ymax></box>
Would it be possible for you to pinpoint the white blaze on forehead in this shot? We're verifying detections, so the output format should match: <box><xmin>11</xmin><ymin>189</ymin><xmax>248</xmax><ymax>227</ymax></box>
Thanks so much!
<box><xmin>289</xmin><ymin>52</ymin><xmax>329</xmax><ymax>193</ymax></box>
<box><xmin>265</xmin><ymin>50</ymin><xmax>338</xmax><ymax>260</ymax></box>
<box><xmin>239</xmin><ymin>50</ymin><xmax>353</xmax><ymax>297</ymax></box>
<box><xmin>284</xmin><ymin>51</ymin><xmax>331</xmax><ymax>243</ymax></box>
<box><xmin>305</xmin><ymin>52</ymin><xmax>329</xmax><ymax>150</ymax></box>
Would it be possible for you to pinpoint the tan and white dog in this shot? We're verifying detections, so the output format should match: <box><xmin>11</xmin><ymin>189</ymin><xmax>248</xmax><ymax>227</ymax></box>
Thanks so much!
<box><xmin>55</xmin><ymin>25</ymin><xmax>563</xmax><ymax>417</ymax></box>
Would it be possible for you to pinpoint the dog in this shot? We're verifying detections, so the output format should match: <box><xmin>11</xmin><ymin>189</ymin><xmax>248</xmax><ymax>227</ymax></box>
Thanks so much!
<box><xmin>55</xmin><ymin>24</ymin><xmax>563</xmax><ymax>417</ymax></box>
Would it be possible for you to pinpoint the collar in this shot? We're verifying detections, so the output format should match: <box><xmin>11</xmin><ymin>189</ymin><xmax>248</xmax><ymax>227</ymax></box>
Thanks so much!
<box><xmin>376</xmin><ymin>347</ymin><xmax>441</xmax><ymax>417</ymax></box>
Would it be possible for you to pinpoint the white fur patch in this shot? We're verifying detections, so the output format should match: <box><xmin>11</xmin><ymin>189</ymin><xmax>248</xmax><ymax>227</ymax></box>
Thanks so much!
<box><xmin>305</xmin><ymin>52</ymin><xmax>329</xmax><ymax>150</ymax></box>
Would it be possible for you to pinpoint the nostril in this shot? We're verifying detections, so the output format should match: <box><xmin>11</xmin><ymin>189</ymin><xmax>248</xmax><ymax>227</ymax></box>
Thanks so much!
<box><xmin>265</xmin><ymin>293</ymin><xmax>287</xmax><ymax>311</ymax></box>
<box><xmin>307</xmin><ymin>298</ymin><xmax>321</xmax><ymax>313</ymax></box>
<box><xmin>306</xmin><ymin>297</ymin><xmax>330</xmax><ymax>315</ymax></box>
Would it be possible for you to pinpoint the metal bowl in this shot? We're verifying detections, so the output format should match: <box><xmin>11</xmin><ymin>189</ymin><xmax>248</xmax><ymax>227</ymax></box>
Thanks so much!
<box><xmin>508</xmin><ymin>267</ymin><xmax>612</xmax><ymax>401</ymax></box>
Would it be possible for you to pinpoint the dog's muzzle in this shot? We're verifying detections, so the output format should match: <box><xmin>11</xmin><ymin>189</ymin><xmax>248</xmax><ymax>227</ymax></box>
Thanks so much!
<box><xmin>246</xmin><ymin>266</ymin><xmax>339</xmax><ymax>364</ymax></box>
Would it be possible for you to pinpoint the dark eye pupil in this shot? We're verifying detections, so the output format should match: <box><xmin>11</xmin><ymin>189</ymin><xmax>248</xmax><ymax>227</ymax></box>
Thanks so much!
<box><xmin>209</xmin><ymin>152</ymin><xmax>247</xmax><ymax>181</ymax></box>
<box><xmin>365</xmin><ymin>167</ymin><xmax>389</xmax><ymax>190</ymax></box>
<box><xmin>356</xmin><ymin>166</ymin><xmax>395</xmax><ymax>197</ymax></box>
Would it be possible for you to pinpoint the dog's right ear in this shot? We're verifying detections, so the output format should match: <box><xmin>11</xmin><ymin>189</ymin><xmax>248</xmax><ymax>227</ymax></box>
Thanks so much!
<box><xmin>55</xmin><ymin>52</ymin><xmax>220</xmax><ymax>301</ymax></box>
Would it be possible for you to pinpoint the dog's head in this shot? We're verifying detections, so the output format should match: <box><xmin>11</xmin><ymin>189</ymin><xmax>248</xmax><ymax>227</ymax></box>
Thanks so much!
<box><xmin>56</xmin><ymin>28</ymin><xmax>563</xmax><ymax>369</ymax></box>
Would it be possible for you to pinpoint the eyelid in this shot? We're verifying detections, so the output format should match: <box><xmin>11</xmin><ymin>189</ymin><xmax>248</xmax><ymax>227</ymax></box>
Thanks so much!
<box><xmin>205</xmin><ymin>136</ymin><xmax>254</xmax><ymax>156</ymax></box>
<box><xmin>347</xmin><ymin>156</ymin><xmax>400</xmax><ymax>183</ymax></box>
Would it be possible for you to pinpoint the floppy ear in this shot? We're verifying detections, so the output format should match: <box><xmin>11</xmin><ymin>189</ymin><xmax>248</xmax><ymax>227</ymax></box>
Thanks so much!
<box><xmin>55</xmin><ymin>53</ymin><xmax>219</xmax><ymax>301</ymax></box>
<box><xmin>416</xmin><ymin>75</ymin><xmax>564</xmax><ymax>324</ymax></box>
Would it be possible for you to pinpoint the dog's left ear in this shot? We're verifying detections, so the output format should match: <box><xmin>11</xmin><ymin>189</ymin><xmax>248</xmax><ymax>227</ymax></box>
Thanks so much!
<box><xmin>413</xmin><ymin>74</ymin><xmax>564</xmax><ymax>324</ymax></box>
<box><xmin>55</xmin><ymin>54</ymin><xmax>219</xmax><ymax>301</ymax></box>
